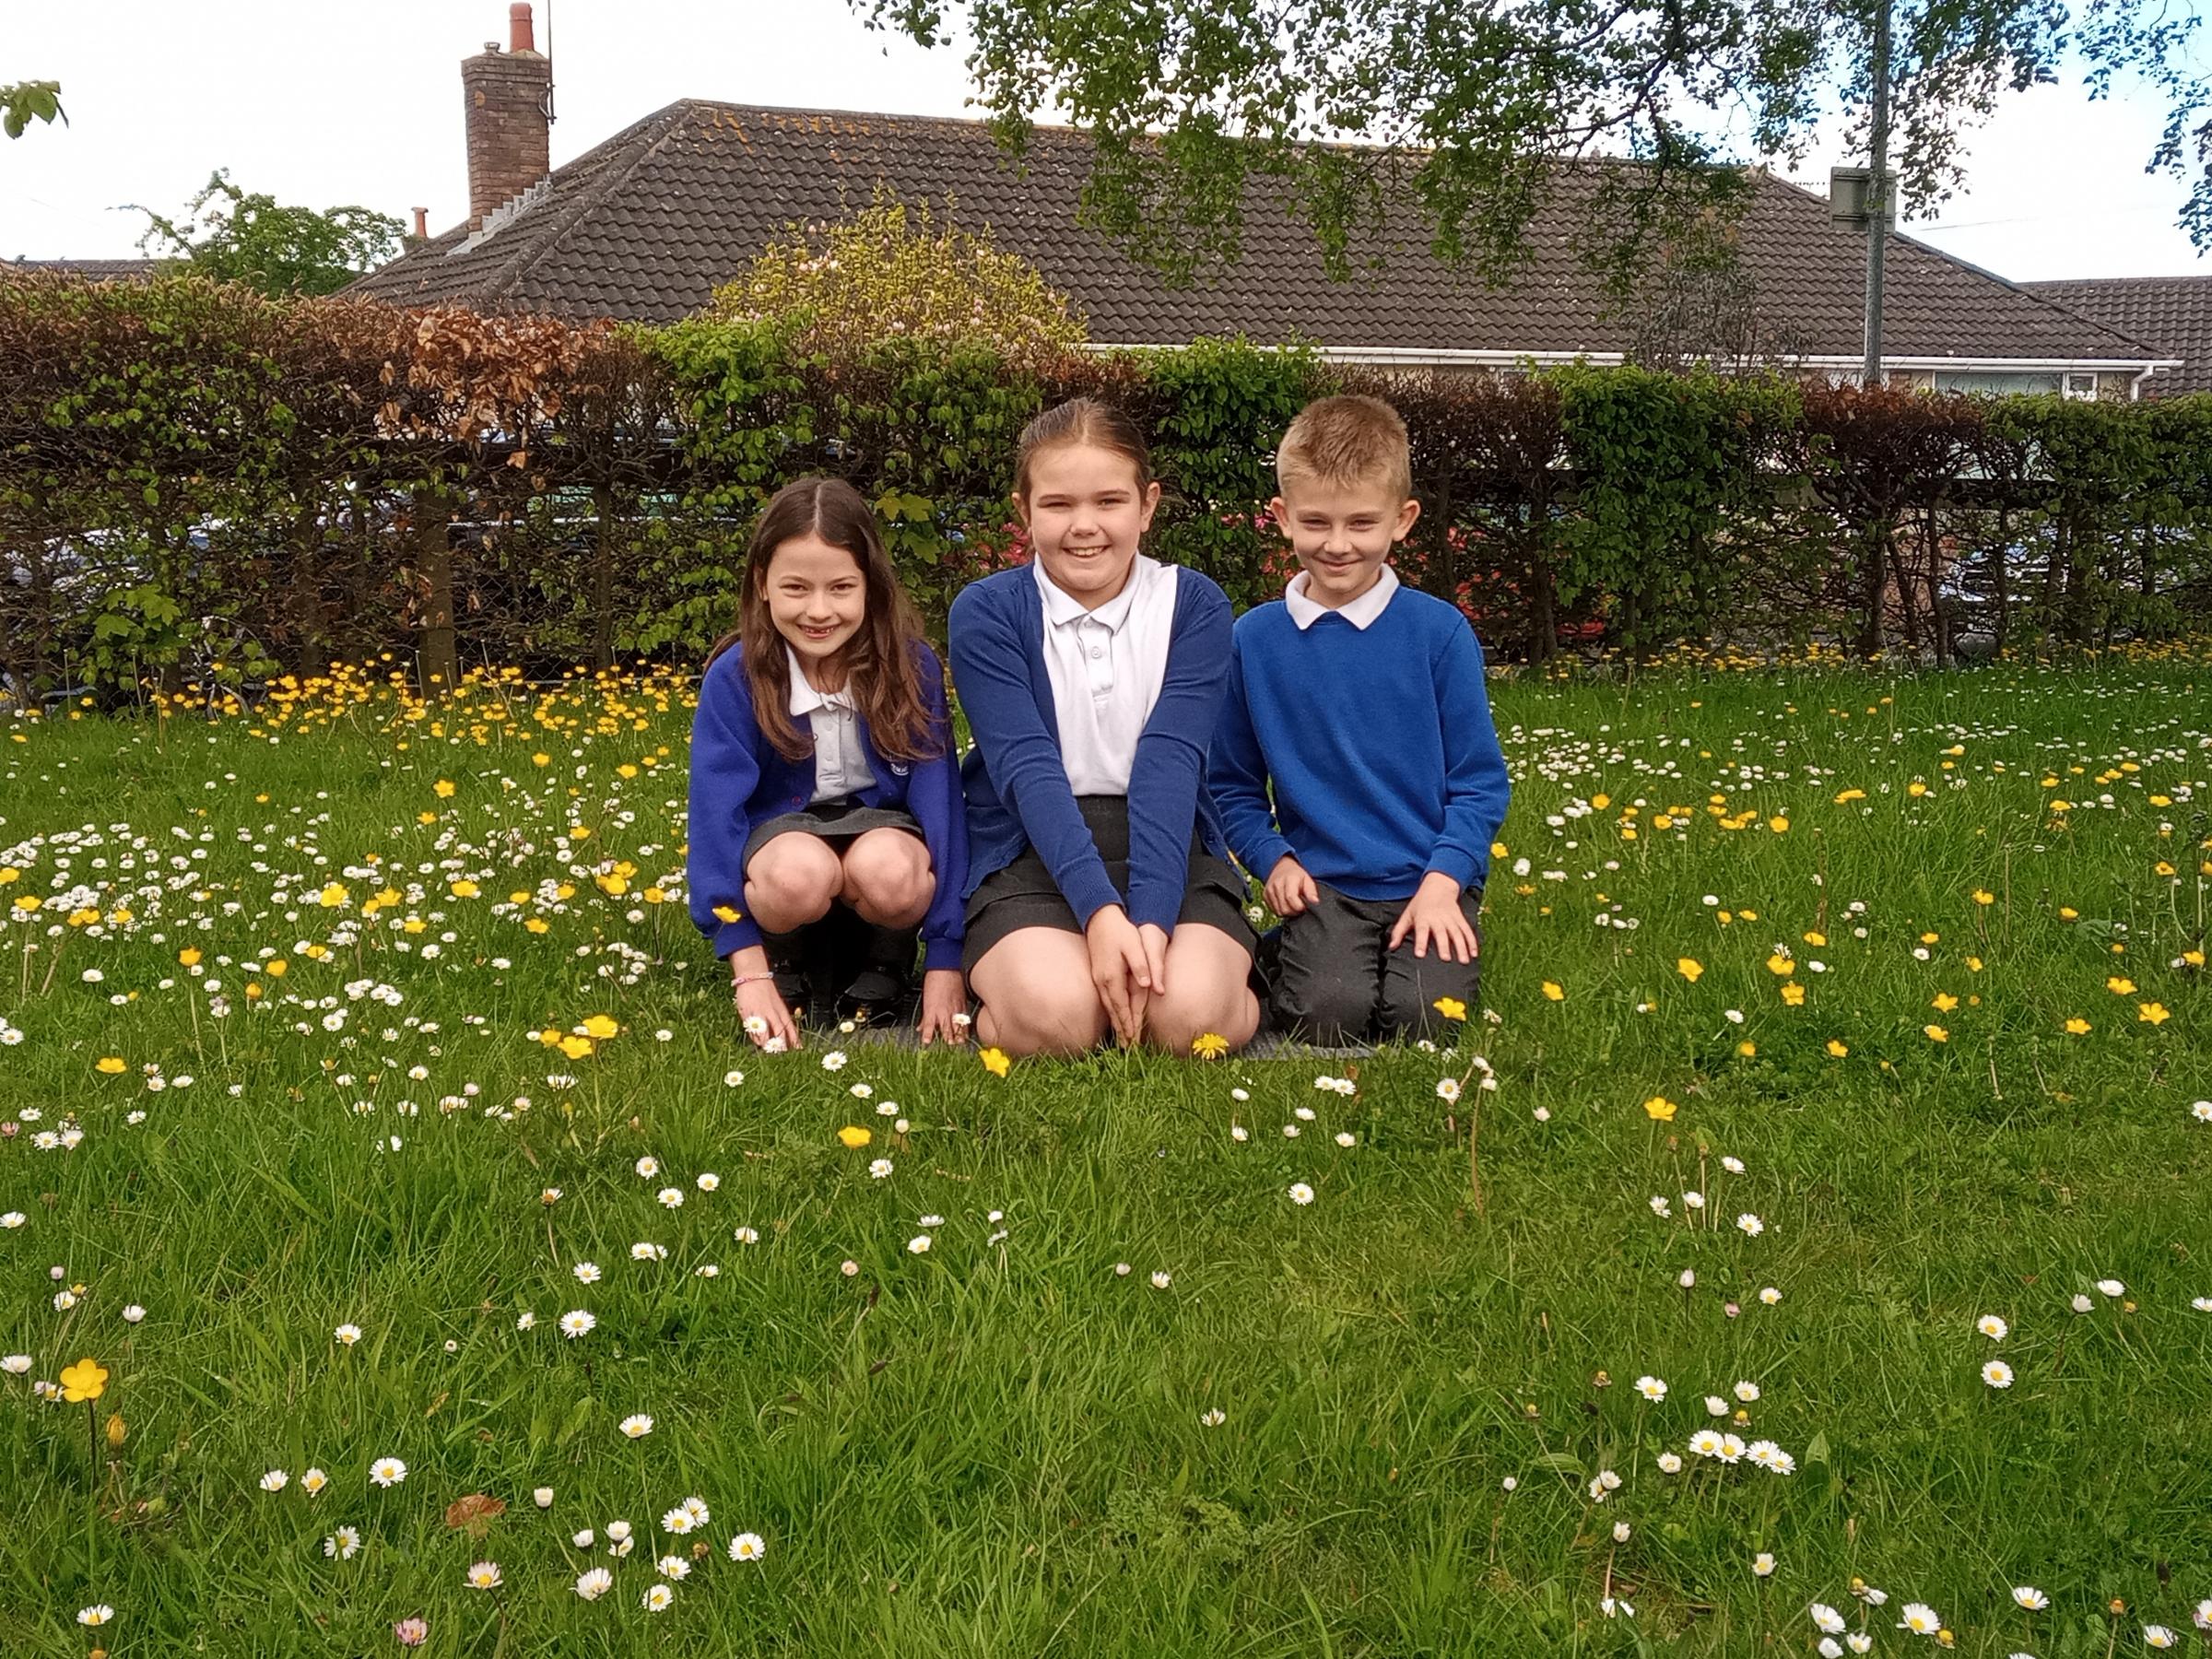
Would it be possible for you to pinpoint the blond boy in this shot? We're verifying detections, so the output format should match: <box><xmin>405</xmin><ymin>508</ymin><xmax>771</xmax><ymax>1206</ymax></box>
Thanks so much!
<box><xmin>1209</xmin><ymin>394</ymin><xmax>1512</xmax><ymax>1042</ymax></box>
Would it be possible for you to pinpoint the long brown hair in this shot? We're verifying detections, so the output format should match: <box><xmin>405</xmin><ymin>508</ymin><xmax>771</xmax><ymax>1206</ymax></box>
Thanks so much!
<box><xmin>1012</xmin><ymin>396</ymin><xmax>1154</xmax><ymax>502</ymax></box>
<box><xmin>705</xmin><ymin>477</ymin><xmax>941</xmax><ymax>766</ymax></box>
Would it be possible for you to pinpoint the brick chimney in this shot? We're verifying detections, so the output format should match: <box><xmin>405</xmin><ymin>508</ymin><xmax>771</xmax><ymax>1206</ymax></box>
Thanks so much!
<box><xmin>461</xmin><ymin>4</ymin><xmax>550</xmax><ymax>229</ymax></box>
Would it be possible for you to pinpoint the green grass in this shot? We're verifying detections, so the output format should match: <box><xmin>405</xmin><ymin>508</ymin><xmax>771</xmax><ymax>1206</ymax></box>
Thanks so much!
<box><xmin>2</xmin><ymin>649</ymin><xmax>2210</xmax><ymax>1656</ymax></box>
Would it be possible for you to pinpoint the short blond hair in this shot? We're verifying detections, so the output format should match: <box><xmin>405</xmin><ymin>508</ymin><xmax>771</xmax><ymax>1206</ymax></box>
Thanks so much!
<box><xmin>1276</xmin><ymin>394</ymin><xmax>1413</xmax><ymax>503</ymax></box>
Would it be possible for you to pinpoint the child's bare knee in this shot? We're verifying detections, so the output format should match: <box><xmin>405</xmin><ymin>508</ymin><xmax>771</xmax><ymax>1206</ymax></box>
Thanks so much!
<box><xmin>842</xmin><ymin>834</ymin><xmax>933</xmax><ymax>925</ymax></box>
<box><xmin>744</xmin><ymin>841</ymin><xmax>840</xmax><ymax>929</ymax></box>
<box><xmin>987</xmin><ymin>986</ymin><xmax>1107</xmax><ymax>1056</ymax></box>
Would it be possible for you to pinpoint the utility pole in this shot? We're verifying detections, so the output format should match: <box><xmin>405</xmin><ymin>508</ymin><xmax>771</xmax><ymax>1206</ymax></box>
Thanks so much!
<box><xmin>1863</xmin><ymin>0</ymin><xmax>1891</xmax><ymax>389</ymax></box>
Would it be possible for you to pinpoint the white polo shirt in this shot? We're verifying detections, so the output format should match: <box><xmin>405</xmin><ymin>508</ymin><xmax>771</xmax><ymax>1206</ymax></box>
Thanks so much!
<box><xmin>1033</xmin><ymin>554</ymin><xmax>1180</xmax><ymax>794</ymax></box>
<box><xmin>1283</xmin><ymin>563</ymin><xmax>1401</xmax><ymax>630</ymax></box>
<box><xmin>786</xmin><ymin>647</ymin><xmax>877</xmax><ymax>805</ymax></box>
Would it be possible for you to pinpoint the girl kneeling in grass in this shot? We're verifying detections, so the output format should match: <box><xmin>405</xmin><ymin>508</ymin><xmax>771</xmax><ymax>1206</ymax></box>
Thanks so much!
<box><xmin>949</xmin><ymin>398</ymin><xmax>1260</xmax><ymax>1057</ymax></box>
<box><xmin>688</xmin><ymin>477</ymin><xmax>969</xmax><ymax>1049</ymax></box>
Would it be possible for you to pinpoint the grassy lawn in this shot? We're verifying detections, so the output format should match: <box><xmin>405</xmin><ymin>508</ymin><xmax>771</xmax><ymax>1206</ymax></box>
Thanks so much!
<box><xmin>3</xmin><ymin>648</ymin><xmax>2210</xmax><ymax>1656</ymax></box>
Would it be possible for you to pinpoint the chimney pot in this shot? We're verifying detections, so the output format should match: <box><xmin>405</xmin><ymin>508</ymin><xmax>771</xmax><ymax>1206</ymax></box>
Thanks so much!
<box><xmin>509</xmin><ymin>3</ymin><xmax>535</xmax><ymax>53</ymax></box>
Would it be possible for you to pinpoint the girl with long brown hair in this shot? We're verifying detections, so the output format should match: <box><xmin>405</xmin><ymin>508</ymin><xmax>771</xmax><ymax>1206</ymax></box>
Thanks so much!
<box><xmin>688</xmin><ymin>477</ymin><xmax>968</xmax><ymax>1048</ymax></box>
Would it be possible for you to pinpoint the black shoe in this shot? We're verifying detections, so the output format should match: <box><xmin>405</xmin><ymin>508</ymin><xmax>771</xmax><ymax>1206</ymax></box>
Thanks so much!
<box><xmin>840</xmin><ymin>921</ymin><xmax>921</xmax><ymax>1023</ymax></box>
<box><xmin>757</xmin><ymin>928</ymin><xmax>811</xmax><ymax>1008</ymax></box>
<box><xmin>799</xmin><ymin>912</ymin><xmax>865</xmax><ymax>1028</ymax></box>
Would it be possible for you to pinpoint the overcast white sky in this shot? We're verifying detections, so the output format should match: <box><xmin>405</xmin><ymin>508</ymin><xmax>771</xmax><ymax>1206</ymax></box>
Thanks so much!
<box><xmin>6</xmin><ymin>0</ymin><xmax>2210</xmax><ymax>281</ymax></box>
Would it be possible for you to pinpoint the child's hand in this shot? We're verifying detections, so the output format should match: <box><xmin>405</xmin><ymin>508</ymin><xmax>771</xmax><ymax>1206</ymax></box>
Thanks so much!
<box><xmin>1084</xmin><ymin>904</ymin><xmax>1151</xmax><ymax>1046</ymax></box>
<box><xmin>1387</xmin><ymin>871</ymin><xmax>1479</xmax><ymax>964</ymax></box>
<box><xmin>1265</xmin><ymin>855</ymin><xmax>1319</xmax><ymax>917</ymax></box>
<box><xmin>1135</xmin><ymin>922</ymin><xmax>1171</xmax><ymax>1003</ymax></box>
<box><xmin>732</xmin><ymin>970</ymin><xmax>803</xmax><ymax>1051</ymax></box>
<box><xmin>916</xmin><ymin>969</ymin><xmax>970</xmax><ymax>1046</ymax></box>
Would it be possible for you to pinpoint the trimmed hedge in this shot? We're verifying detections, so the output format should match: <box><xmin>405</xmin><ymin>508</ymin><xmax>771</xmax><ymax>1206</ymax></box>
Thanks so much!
<box><xmin>6</xmin><ymin>270</ymin><xmax>2212</xmax><ymax>699</ymax></box>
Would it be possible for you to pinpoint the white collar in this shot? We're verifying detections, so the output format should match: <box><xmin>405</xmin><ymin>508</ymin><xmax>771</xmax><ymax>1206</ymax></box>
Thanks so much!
<box><xmin>1284</xmin><ymin>563</ymin><xmax>1400</xmax><ymax>630</ymax></box>
<box><xmin>785</xmin><ymin>646</ymin><xmax>851</xmax><ymax>716</ymax></box>
<box><xmin>1035</xmin><ymin>553</ymin><xmax>1150</xmax><ymax>632</ymax></box>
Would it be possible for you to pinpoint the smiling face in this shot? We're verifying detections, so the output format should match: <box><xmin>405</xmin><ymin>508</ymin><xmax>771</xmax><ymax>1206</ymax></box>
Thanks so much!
<box><xmin>760</xmin><ymin>533</ymin><xmax>867</xmax><ymax>685</ymax></box>
<box><xmin>1017</xmin><ymin>441</ymin><xmax>1161</xmax><ymax>609</ymax></box>
<box><xmin>1273</xmin><ymin>477</ymin><xmax>1421</xmax><ymax>609</ymax></box>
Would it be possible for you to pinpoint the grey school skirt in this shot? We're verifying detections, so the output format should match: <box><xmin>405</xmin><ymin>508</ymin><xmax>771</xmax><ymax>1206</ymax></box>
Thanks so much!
<box><xmin>961</xmin><ymin>794</ymin><xmax>1257</xmax><ymax>975</ymax></box>
<box><xmin>740</xmin><ymin>794</ymin><xmax>924</xmax><ymax>870</ymax></box>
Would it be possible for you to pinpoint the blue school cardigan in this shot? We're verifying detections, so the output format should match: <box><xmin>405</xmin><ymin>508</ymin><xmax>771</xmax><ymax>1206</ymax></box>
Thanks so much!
<box><xmin>947</xmin><ymin>563</ymin><xmax>1233</xmax><ymax>935</ymax></box>
<box><xmin>687</xmin><ymin>641</ymin><xmax>968</xmax><ymax>971</ymax></box>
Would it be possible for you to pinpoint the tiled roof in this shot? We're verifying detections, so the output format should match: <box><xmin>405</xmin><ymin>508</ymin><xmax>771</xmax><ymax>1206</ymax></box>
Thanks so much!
<box><xmin>6</xmin><ymin>257</ymin><xmax>162</xmax><ymax>283</ymax></box>
<box><xmin>349</xmin><ymin>101</ymin><xmax>2160</xmax><ymax>366</ymax></box>
<box><xmin>2021</xmin><ymin>276</ymin><xmax>2212</xmax><ymax>394</ymax></box>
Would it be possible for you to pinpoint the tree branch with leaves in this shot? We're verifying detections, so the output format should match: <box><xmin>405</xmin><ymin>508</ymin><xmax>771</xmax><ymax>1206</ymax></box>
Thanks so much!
<box><xmin>852</xmin><ymin>0</ymin><xmax>2212</xmax><ymax>286</ymax></box>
